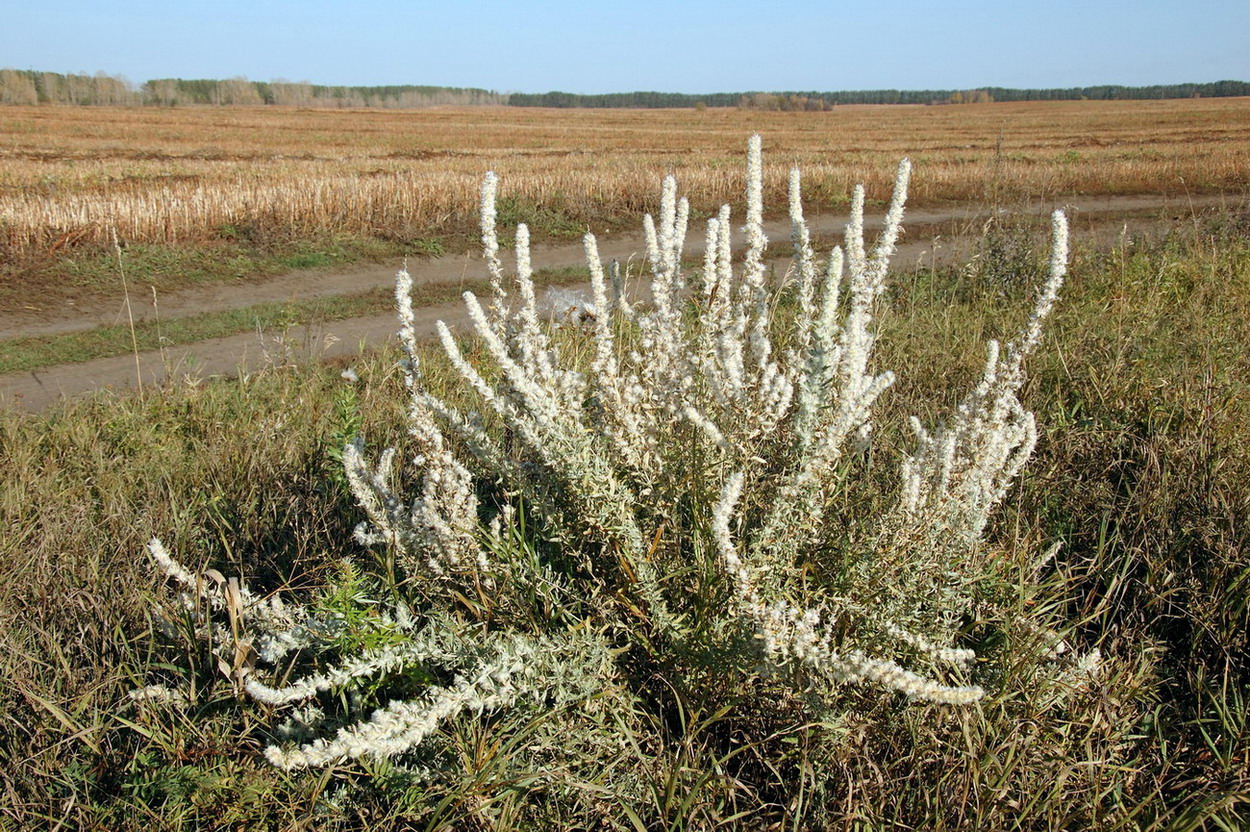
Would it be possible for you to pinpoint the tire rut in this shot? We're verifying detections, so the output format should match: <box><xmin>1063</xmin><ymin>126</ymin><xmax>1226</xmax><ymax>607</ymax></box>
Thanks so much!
<box><xmin>1</xmin><ymin>193</ymin><xmax>1225</xmax><ymax>412</ymax></box>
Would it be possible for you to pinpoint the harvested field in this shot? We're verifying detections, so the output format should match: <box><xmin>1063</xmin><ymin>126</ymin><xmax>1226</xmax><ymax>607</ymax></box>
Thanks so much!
<box><xmin>2</xmin><ymin>99</ymin><xmax>1248</xmax><ymax>257</ymax></box>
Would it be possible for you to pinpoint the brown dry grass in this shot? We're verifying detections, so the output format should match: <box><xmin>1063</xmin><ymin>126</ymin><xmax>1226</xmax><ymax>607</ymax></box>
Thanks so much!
<box><xmin>2</xmin><ymin>99</ymin><xmax>1248</xmax><ymax>254</ymax></box>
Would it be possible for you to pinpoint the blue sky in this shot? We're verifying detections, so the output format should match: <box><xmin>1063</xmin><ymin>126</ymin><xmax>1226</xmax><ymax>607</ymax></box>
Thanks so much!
<box><xmin>4</xmin><ymin>0</ymin><xmax>1247</xmax><ymax>94</ymax></box>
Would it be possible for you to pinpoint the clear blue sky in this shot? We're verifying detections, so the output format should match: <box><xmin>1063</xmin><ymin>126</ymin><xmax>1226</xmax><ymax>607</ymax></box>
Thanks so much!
<box><xmin>4</xmin><ymin>0</ymin><xmax>1247</xmax><ymax>94</ymax></box>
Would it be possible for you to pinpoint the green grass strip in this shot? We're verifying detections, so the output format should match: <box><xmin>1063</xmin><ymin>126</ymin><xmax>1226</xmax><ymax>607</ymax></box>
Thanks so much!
<box><xmin>0</xmin><ymin>267</ymin><xmax>589</xmax><ymax>376</ymax></box>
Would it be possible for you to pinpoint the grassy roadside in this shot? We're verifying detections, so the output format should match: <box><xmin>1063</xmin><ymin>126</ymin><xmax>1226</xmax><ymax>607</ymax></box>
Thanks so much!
<box><xmin>0</xmin><ymin>233</ymin><xmax>426</xmax><ymax>310</ymax></box>
<box><xmin>1</xmin><ymin>213</ymin><xmax>1246</xmax><ymax>827</ymax></box>
<box><xmin>0</xmin><ymin>266</ymin><xmax>592</xmax><ymax>376</ymax></box>
<box><xmin>1</xmin><ymin>192</ymin><xmax>634</xmax><ymax>314</ymax></box>
<box><xmin>0</xmin><ymin>289</ymin><xmax>392</xmax><ymax>375</ymax></box>
<box><xmin>0</xmin><ymin>207</ymin><xmax>1134</xmax><ymax>377</ymax></box>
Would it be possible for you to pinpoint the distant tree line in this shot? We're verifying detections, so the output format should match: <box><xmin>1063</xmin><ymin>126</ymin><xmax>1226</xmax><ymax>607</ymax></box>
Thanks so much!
<box><xmin>3</xmin><ymin>70</ymin><xmax>1247</xmax><ymax>109</ymax></box>
<box><xmin>736</xmin><ymin>93</ymin><xmax>835</xmax><ymax>111</ymax></box>
<box><xmin>0</xmin><ymin>69</ymin><xmax>140</xmax><ymax>105</ymax></box>
<box><xmin>0</xmin><ymin>69</ymin><xmax>506</xmax><ymax>108</ymax></box>
<box><xmin>144</xmin><ymin>78</ymin><xmax>506</xmax><ymax>108</ymax></box>
<box><xmin>509</xmin><ymin>81</ymin><xmax>1250</xmax><ymax>108</ymax></box>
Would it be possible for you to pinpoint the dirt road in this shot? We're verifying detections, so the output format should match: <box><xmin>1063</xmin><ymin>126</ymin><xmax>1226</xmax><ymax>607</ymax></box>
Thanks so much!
<box><xmin>0</xmin><ymin>193</ymin><xmax>1221</xmax><ymax>412</ymax></box>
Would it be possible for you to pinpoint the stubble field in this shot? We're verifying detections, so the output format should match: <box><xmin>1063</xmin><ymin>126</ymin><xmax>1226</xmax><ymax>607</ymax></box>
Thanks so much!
<box><xmin>3</xmin><ymin>98</ymin><xmax>1248</xmax><ymax>260</ymax></box>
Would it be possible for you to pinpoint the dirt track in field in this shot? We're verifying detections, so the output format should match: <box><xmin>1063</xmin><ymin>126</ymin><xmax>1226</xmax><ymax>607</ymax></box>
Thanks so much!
<box><xmin>0</xmin><ymin>193</ymin><xmax>1228</xmax><ymax>412</ymax></box>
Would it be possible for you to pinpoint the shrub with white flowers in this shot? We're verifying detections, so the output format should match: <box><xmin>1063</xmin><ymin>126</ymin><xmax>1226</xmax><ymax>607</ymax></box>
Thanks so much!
<box><xmin>148</xmin><ymin>136</ymin><xmax>1090</xmax><ymax>776</ymax></box>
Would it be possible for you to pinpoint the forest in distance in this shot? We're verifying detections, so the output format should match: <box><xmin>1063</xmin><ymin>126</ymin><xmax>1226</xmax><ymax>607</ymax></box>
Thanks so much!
<box><xmin>1</xmin><ymin>67</ymin><xmax>1247</xmax><ymax>109</ymax></box>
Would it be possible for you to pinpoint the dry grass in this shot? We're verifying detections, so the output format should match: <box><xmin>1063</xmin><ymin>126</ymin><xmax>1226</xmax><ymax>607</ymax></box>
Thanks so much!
<box><xmin>2</xmin><ymin>99</ymin><xmax>1248</xmax><ymax>254</ymax></box>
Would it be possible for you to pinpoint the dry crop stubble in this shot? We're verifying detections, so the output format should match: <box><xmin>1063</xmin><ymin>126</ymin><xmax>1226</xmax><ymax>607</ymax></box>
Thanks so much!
<box><xmin>2</xmin><ymin>99</ymin><xmax>1248</xmax><ymax>256</ymax></box>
